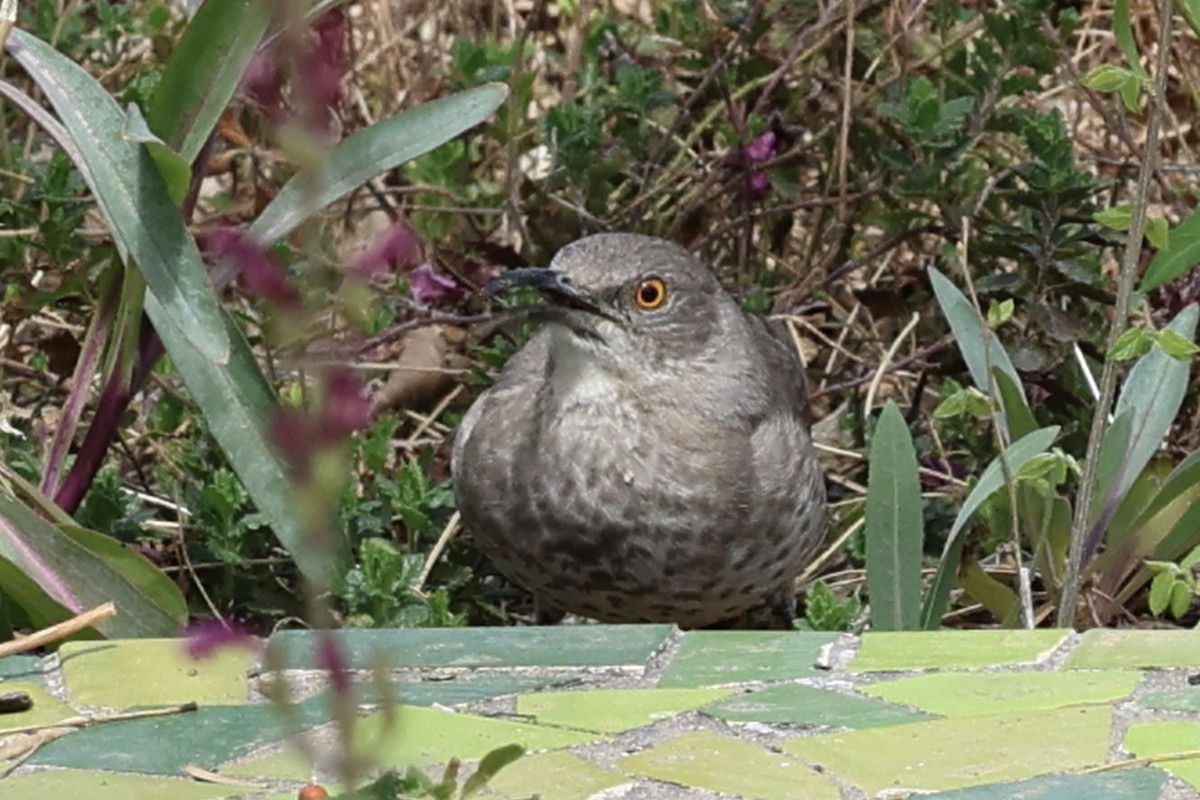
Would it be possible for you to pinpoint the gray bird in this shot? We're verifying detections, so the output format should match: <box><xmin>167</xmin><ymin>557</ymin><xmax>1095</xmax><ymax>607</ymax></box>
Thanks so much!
<box><xmin>451</xmin><ymin>233</ymin><xmax>825</xmax><ymax>627</ymax></box>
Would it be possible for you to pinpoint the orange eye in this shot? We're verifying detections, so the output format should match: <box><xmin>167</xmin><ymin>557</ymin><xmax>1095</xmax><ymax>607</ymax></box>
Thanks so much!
<box><xmin>634</xmin><ymin>277</ymin><xmax>667</xmax><ymax>310</ymax></box>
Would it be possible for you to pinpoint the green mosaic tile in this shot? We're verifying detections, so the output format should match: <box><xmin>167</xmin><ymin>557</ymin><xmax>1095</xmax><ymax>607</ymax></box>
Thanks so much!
<box><xmin>59</xmin><ymin>639</ymin><xmax>255</xmax><ymax>709</ymax></box>
<box><xmin>355</xmin><ymin>704</ymin><xmax>601</xmax><ymax>768</ymax></box>
<box><xmin>851</xmin><ymin>629</ymin><xmax>1069</xmax><ymax>672</ymax></box>
<box><xmin>484</xmin><ymin>749</ymin><xmax>631</xmax><ymax>799</ymax></box>
<box><xmin>784</xmin><ymin>706</ymin><xmax>1113</xmax><ymax>794</ymax></box>
<box><xmin>268</xmin><ymin>625</ymin><xmax>672</xmax><ymax>669</ymax></box>
<box><xmin>27</xmin><ymin>702</ymin><xmax>306</xmax><ymax>774</ymax></box>
<box><xmin>1124</xmin><ymin>722</ymin><xmax>1200</xmax><ymax>791</ymax></box>
<box><xmin>516</xmin><ymin>687</ymin><xmax>733</xmax><ymax>733</ymax></box>
<box><xmin>657</xmin><ymin>631</ymin><xmax>838</xmax><ymax>687</ymax></box>
<box><xmin>2</xmin><ymin>768</ymin><xmax>239</xmax><ymax>800</ymax></box>
<box><xmin>620</xmin><ymin>730</ymin><xmax>840</xmax><ymax>800</ymax></box>
<box><xmin>861</xmin><ymin>670</ymin><xmax>1140</xmax><ymax>716</ymax></box>
<box><xmin>0</xmin><ymin>655</ymin><xmax>42</xmax><ymax>682</ymax></box>
<box><xmin>702</xmin><ymin>683</ymin><xmax>932</xmax><ymax>728</ymax></box>
<box><xmin>1065</xmin><ymin>629</ymin><xmax>1200</xmax><ymax>670</ymax></box>
<box><xmin>1140</xmin><ymin>687</ymin><xmax>1200</xmax><ymax>712</ymax></box>
<box><xmin>921</xmin><ymin>768</ymin><xmax>1167</xmax><ymax>799</ymax></box>
<box><xmin>0</xmin><ymin>681</ymin><xmax>73</xmax><ymax>727</ymax></box>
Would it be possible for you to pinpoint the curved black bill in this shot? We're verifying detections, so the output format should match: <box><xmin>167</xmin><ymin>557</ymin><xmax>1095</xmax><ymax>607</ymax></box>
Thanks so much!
<box><xmin>484</xmin><ymin>268</ymin><xmax>614</xmax><ymax>320</ymax></box>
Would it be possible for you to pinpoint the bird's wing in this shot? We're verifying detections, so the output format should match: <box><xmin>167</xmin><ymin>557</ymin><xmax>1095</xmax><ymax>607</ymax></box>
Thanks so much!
<box><xmin>747</xmin><ymin>314</ymin><xmax>813</xmax><ymax>424</ymax></box>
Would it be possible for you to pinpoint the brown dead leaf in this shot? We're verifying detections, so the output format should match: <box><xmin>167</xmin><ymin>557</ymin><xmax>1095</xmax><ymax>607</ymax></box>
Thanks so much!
<box><xmin>372</xmin><ymin>325</ymin><xmax>468</xmax><ymax>413</ymax></box>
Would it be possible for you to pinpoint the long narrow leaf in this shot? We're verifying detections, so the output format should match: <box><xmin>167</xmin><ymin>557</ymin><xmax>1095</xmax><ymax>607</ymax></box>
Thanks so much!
<box><xmin>0</xmin><ymin>490</ymin><xmax>183</xmax><ymax>637</ymax></box>
<box><xmin>1140</xmin><ymin>210</ymin><xmax>1200</xmax><ymax>293</ymax></box>
<box><xmin>147</xmin><ymin>0</ymin><xmax>269</xmax><ymax>162</ymax></box>
<box><xmin>7</xmin><ymin>29</ymin><xmax>230</xmax><ymax>365</ymax></box>
<box><xmin>928</xmin><ymin>267</ymin><xmax>1028</xmax><ymax>428</ymax></box>
<box><xmin>864</xmin><ymin>401</ymin><xmax>923</xmax><ymax>631</ymax></box>
<box><xmin>250</xmin><ymin>83</ymin><xmax>509</xmax><ymax>246</ymax></box>
<box><xmin>1083</xmin><ymin>304</ymin><xmax>1198</xmax><ymax>560</ymax></box>
<box><xmin>920</xmin><ymin>426</ymin><xmax>1061</xmax><ymax>628</ymax></box>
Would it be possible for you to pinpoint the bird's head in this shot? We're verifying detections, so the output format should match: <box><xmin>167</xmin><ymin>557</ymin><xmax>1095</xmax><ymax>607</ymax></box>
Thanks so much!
<box><xmin>486</xmin><ymin>234</ymin><xmax>731</xmax><ymax>373</ymax></box>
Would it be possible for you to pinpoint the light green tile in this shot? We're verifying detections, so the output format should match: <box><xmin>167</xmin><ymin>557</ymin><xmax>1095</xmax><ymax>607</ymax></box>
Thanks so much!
<box><xmin>486</xmin><ymin>750</ymin><xmax>630</xmax><ymax>799</ymax></box>
<box><xmin>621</xmin><ymin>730</ymin><xmax>840</xmax><ymax>800</ymax></box>
<box><xmin>702</xmin><ymin>683</ymin><xmax>932</xmax><ymax>728</ymax></box>
<box><xmin>2</xmin><ymin>769</ymin><xmax>239</xmax><ymax>800</ymax></box>
<box><xmin>658</xmin><ymin>631</ymin><xmax>838</xmax><ymax>687</ymax></box>
<box><xmin>516</xmin><ymin>688</ymin><xmax>733</xmax><ymax>733</ymax></box>
<box><xmin>1124</xmin><ymin>722</ymin><xmax>1200</xmax><ymax>790</ymax></box>
<box><xmin>1140</xmin><ymin>687</ymin><xmax>1200</xmax><ymax>712</ymax></box>
<box><xmin>268</xmin><ymin>625</ymin><xmax>672</xmax><ymax>670</ymax></box>
<box><xmin>0</xmin><ymin>681</ymin><xmax>73</xmax><ymax>727</ymax></box>
<box><xmin>60</xmin><ymin>639</ymin><xmax>255</xmax><ymax>708</ymax></box>
<box><xmin>851</xmin><ymin>629</ymin><xmax>1069</xmax><ymax>672</ymax></box>
<box><xmin>921</xmin><ymin>768</ymin><xmax>1166</xmax><ymax>799</ymax></box>
<box><xmin>862</xmin><ymin>670</ymin><xmax>1140</xmax><ymax>716</ymax></box>
<box><xmin>355</xmin><ymin>704</ymin><xmax>601</xmax><ymax>769</ymax></box>
<box><xmin>1065</xmin><ymin>629</ymin><xmax>1200</xmax><ymax>670</ymax></box>
<box><xmin>784</xmin><ymin>706</ymin><xmax>1113</xmax><ymax>794</ymax></box>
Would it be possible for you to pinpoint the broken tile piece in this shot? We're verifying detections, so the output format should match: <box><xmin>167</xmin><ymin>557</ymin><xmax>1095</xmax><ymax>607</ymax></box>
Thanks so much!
<box><xmin>703</xmin><ymin>683</ymin><xmax>931</xmax><ymax>728</ymax></box>
<box><xmin>851</xmin><ymin>629</ymin><xmax>1069</xmax><ymax>672</ymax></box>
<box><xmin>921</xmin><ymin>767</ymin><xmax>1166</xmax><ymax>798</ymax></box>
<box><xmin>516</xmin><ymin>688</ymin><xmax>733</xmax><ymax>733</ymax></box>
<box><xmin>1065</xmin><ymin>629</ymin><xmax>1200</xmax><ymax>670</ymax></box>
<box><xmin>267</xmin><ymin>625</ymin><xmax>672</xmax><ymax>670</ymax></box>
<box><xmin>658</xmin><ymin>631</ymin><xmax>837</xmax><ymax>687</ymax></box>
<box><xmin>356</xmin><ymin>704</ymin><xmax>601</xmax><ymax>769</ymax></box>
<box><xmin>784</xmin><ymin>706</ymin><xmax>1113</xmax><ymax>794</ymax></box>
<box><xmin>862</xmin><ymin>670</ymin><xmax>1140</xmax><ymax>716</ymax></box>
<box><xmin>485</xmin><ymin>750</ymin><xmax>631</xmax><ymax>799</ymax></box>
<box><xmin>620</xmin><ymin>730</ymin><xmax>840</xmax><ymax>800</ymax></box>
<box><xmin>1123</xmin><ymin>722</ymin><xmax>1200</xmax><ymax>791</ymax></box>
<box><xmin>59</xmin><ymin>639</ymin><xmax>255</xmax><ymax>709</ymax></box>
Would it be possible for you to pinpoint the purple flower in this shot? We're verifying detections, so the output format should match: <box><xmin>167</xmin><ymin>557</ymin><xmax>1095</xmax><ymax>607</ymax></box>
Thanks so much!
<box><xmin>409</xmin><ymin>263</ymin><xmax>463</xmax><ymax>304</ymax></box>
<box><xmin>748</xmin><ymin>171</ymin><xmax>771</xmax><ymax>196</ymax></box>
<box><xmin>316</xmin><ymin>630</ymin><xmax>351</xmax><ymax>696</ymax></box>
<box><xmin>204</xmin><ymin>228</ymin><xmax>300</xmax><ymax>307</ymax></box>
<box><xmin>746</xmin><ymin>131</ymin><xmax>778</xmax><ymax>163</ymax></box>
<box><xmin>347</xmin><ymin>222</ymin><xmax>420</xmax><ymax>278</ymax></box>
<box><xmin>184</xmin><ymin>619</ymin><xmax>261</xmax><ymax>660</ymax></box>
<box><xmin>320</xmin><ymin>368</ymin><xmax>373</xmax><ymax>438</ymax></box>
<box><xmin>243</xmin><ymin>53</ymin><xmax>285</xmax><ymax>121</ymax></box>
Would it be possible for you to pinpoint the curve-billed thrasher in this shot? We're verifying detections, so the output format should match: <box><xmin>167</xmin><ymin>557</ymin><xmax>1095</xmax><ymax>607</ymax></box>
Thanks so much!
<box><xmin>451</xmin><ymin>233</ymin><xmax>825</xmax><ymax>627</ymax></box>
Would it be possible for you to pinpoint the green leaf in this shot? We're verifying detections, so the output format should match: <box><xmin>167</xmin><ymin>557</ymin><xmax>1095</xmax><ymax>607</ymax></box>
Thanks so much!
<box><xmin>986</xmin><ymin>298</ymin><xmax>1014</xmax><ymax>327</ymax></box>
<box><xmin>993</xmin><ymin>369</ymin><xmax>1038</xmax><ymax>441</ymax></box>
<box><xmin>1181</xmin><ymin>0</ymin><xmax>1200</xmax><ymax>39</ymax></box>
<box><xmin>1081</xmin><ymin>64</ymin><xmax>1133</xmax><ymax>93</ymax></box>
<box><xmin>1148</xmin><ymin>570</ymin><xmax>1173</xmax><ymax>616</ymax></box>
<box><xmin>864</xmin><ymin>401</ymin><xmax>924</xmax><ymax>631</ymax></box>
<box><xmin>1094</xmin><ymin>204</ymin><xmax>1132</xmax><ymax>231</ymax></box>
<box><xmin>123</xmin><ymin>103</ymin><xmax>191</xmax><ymax>205</ymax></box>
<box><xmin>1119</xmin><ymin>74</ymin><xmax>1142</xmax><ymax>112</ymax></box>
<box><xmin>0</xmin><ymin>485</ymin><xmax>184</xmax><ymax>637</ymax></box>
<box><xmin>1141</xmin><ymin>208</ymin><xmax>1200</xmax><ymax>292</ymax></box>
<box><xmin>1170</xmin><ymin>580</ymin><xmax>1193</xmax><ymax>619</ymax></box>
<box><xmin>1108</xmin><ymin>327</ymin><xmax>1153</xmax><ymax>361</ymax></box>
<box><xmin>251</xmin><ymin>83</ymin><xmax>509</xmax><ymax>246</ymax></box>
<box><xmin>1153</xmin><ymin>327</ymin><xmax>1200</xmax><ymax>360</ymax></box>
<box><xmin>461</xmin><ymin>743</ymin><xmax>525</xmax><ymax>797</ymax></box>
<box><xmin>6</xmin><ymin>29</ymin><xmax>230</xmax><ymax>365</ymax></box>
<box><xmin>146</xmin><ymin>0</ymin><xmax>270</xmax><ymax>161</ymax></box>
<box><xmin>928</xmin><ymin>267</ymin><xmax>1028</xmax><ymax>433</ymax></box>
<box><xmin>1145</xmin><ymin>217</ymin><xmax>1170</xmax><ymax>249</ymax></box>
<box><xmin>1114</xmin><ymin>0</ymin><xmax>1149</xmax><ymax>77</ymax></box>
<box><xmin>920</xmin><ymin>426</ymin><xmax>1061</xmax><ymax>628</ymax></box>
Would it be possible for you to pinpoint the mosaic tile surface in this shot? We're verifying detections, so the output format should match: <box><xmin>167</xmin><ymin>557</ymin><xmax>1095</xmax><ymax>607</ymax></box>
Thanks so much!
<box><xmin>2</xmin><ymin>626</ymin><xmax>1199</xmax><ymax>799</ymax></box>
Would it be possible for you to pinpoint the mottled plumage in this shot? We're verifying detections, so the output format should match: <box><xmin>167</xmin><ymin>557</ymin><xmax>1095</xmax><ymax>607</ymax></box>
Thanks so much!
<box><xmin>451</xmin><ymin>233</ymin><xmax>825</xmax><ymax>627</ymax></box>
